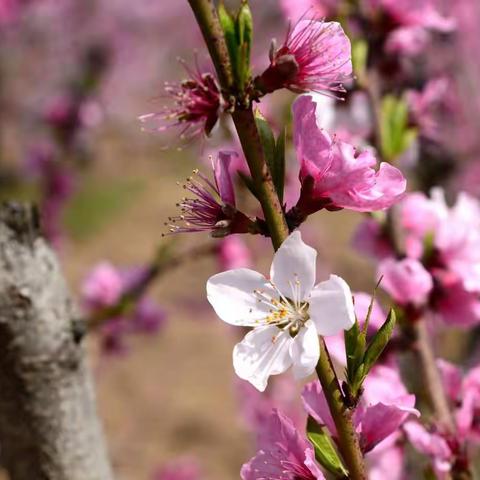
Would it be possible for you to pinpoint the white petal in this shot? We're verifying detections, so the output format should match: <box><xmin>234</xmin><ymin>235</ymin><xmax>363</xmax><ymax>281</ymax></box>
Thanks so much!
<box><xmin>233</xmin><ymin>326</ymin><xmax>293</xmax><ymax>391</ymax></box>
<box><xmin>206</xmin><ymin>269</ymin><xmax>275</xmax><ymax>326</ymax></box>
<box><xmin>270</xmin><ymin>231</ymin><xmax>317</xmax><ymax>301</ymax></box>
<box><xmin>290</xmin><ymin>321</ymin><xmax>320</xmax><ymax>380</ymax></box>
<box><xmin>309</xmin><ymin>275</ymin><xmax>355</xmax><ymax>336</ymax></box>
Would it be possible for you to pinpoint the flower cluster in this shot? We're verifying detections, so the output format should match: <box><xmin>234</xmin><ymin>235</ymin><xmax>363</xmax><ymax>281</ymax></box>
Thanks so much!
<box><xmin>240</xmin><ymin>365</ymin><xmax>419</xmax><ymax>479</ymax></box>
<box><xmin>404</xmin><ymin>359</ymin><xmax>480</xmax><ymax>477</ymax></box>
<box><xmin>355</xmin><ymin>188</ymin><xmax>480</xmax><ymax>326</ymax></box>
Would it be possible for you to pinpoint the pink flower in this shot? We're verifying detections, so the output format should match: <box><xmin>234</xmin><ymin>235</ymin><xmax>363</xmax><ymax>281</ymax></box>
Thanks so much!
<box><xmin>407</xmin><ymin>78</ymin><xmax>452</xmax><ymax>139</ymax></box>
<box><xmin>434</xmin><ymin>192</ymin><xmax>480</xmax><ymax>292</ymax></box>
<box><xmin>368</xmin><ymin>0</ymin><xmax>455</xmax><ymax>32</ymax></box>
<box><xmin>367</xmin><ymin>443</ymin><xmax>405</xmax><ymax>480</ymax></box>
<box><xmin>167</xmin><ymin>151</ymin><xmax>252</xmax><ymax>236</ymax></box>
<box><xmin>25</xmin><ymin>143</ymin><xmax>76</xmax><ymax>246</ymax></box>
<box><xmin>398</xmin><ymin>189</ymin><xmax>480</xmax><ymax>293</ymax></box>
<box><xmin>404</xmin><ymin>422</ymin><xmax>454</xmax><ymax>479</ymax></box>
<box><xmin>351</xmin><ymin>218</ymin><xmax>394</xmax><ymax>261</ymax></box>
<box><xmin>385</xmin><ymin>25</ymin><xmax>430</xmax><ymax>56</ymax></box>
<box><xmin>279</xmin><ymin>0</ymin><xmax>336</xmax><ymax>20</ymax></box>
<box><xmin>438</xmin><ymin>360</ymin><xmax>480</xmax><ymax>442</ymax></box>
<box><xmin>240</xmin><ymin>409</ymin><xmax>325</xmax><ymax>480</ymax></box>
<box><xmin>256</xmin><ymin>20</ymin><xmax>352</xmax><ymax>96</ymax></box>
<box><xmin>302</xmin><ymin>366</ymin><xmax>419</xmax><ymax>453</ymax></box>
<box><xmin>82</xmin><ymin>262</ymin><xmax>123</xmax><ymax>310</ymax></box>
<box><xmin>431</xmin><ymin>274</ymin><xmax>480</xmax><ymax>327</ymax></box>
<box><xmin>153</xmin><ymin>458</ymin><xmax>202</xmax><ymax>480</ymax></box>
<box><xmin>217</xmin><ymin>236</ymin><xmax>252</xmax><ymax>270</ymax></box>
<box><xmin>236</xmin><ymin>376</ymin><xmax>304</xmax><ymax>445</ymax></box>
<box><xmin>82</xmin><ymin>263</ymin><xmax>167</xmax><ymax>356</ymax></box>
<box><xmin>365</xmin><ymin>0</ymin><xmax>455</xmax><ymax>56</ymax></box>
<box><xmin>378</xmin><ymin>258</ymin><xmax>433</xmax><ymax>306</ymax></box>
<box><xmin>140</xmin><ymin>62</ymin><xmax>222</xmax><ymax>140</ymax></box>
<box><xmin>399</xmin><ymin>191</ymin><xmax>445</xmax><ymax>259</ymax></box>
<box><xmin>292</xmin><ymin>95</ymin><xmax>406</xmax><ymax>214</ymax></box>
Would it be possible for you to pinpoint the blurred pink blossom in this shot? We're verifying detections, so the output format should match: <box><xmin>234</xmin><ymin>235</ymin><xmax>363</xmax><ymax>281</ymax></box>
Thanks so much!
<box><xmin>279</xmin><ymin>0</ymin><xmax>337</xmax><ymax>20</ymax></box>
<box><xmin>153</xmin><ymin>458</ymin><xmax>202</xmax><ymax>480</ymax></box>
<box><xmin>438</xmin><ymin>360</ymin><xmax>480</xmax><ymax>442</ymax></box>
<box><xmin>351</xmin><ymin>217</ymin><xmax>394</xmax><ymax>261</ymax></box>
<box><xmin>378</xmin><ymin>258</ymin><xmax>433</xmax><ymax>306</ymax></box>
<box><xmin>365</xmin><ymin>0</ymin><xmax>455</xmax><ymax>56</ymax></box>
<box><xmin>82</xmin><ymin>262</ymin><xmax>166</xmax><ymax>356</ymax></box>
<box><xmin>217</xmin><ymin>236</ymin><xmax>252</xmax><ymax>270</ymax></box>
<box><xmin>407</xmin><ymin>78</ymin><xmax>452</xmax><ymax>139</ymax></box>
<box><xmin>404</xmin><ymin>421</ymin><xmax>453</xmax><ymax>479</ymax></box>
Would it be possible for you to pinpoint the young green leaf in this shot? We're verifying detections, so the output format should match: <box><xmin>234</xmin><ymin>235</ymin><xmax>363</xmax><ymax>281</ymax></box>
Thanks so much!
<box><xmin>218</xmin><ymin>3</ymin><xmax>238</xmax><ymax>80</ymax></box>
<box><xmin>254</xmin><ymin>112</ymin><xmax>287</xmax><ymax>202</ymax></box>
<box><xmin>344</xmin><ymin>318</ymin><xmax>361</xmax><ymax>381</ymax></box>
<box><xmin>363</xmin><ymin>308</ymin><xmax>396</xmax><ymax>374</ymax></box>
<box><xmin>307</xmin><ymin>417</ymin><xmax>348</xmax><ymax>477</ymax></box>
<box><xmin>235</xmin><ymin>1</ymin><xmax>253</xmax><ymax>90</ymax></box>
<box><xmin>380</xmin><ymin>95</ymin><xmax>417</xmax><ymax>162</ymax></box>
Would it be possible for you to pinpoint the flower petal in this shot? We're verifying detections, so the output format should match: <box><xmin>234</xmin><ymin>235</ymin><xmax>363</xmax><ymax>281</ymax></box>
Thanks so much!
<box><xmin>359</xmin><ymin>395</ymin><xmax>420</xmax><ymax>452</ymax></box>
<box><xmin>233</xmin><ymin>326</ymin><xmax>293</xmax><ymax>391</ymax></box>
<box><xmin>290</xmin><ymin>321</ymin><xmax>320</xmax><ymax>380</ymax></box>
<box><xmin>212</xmin><ymin>151</ymin><xmax>236</xmax><ymax>206</ymax></box>
<box><xmin>206</xmin><ymin>268</ymin><xmax>274</xmax><ymax>326</ymax></box>
<box><xmin>302</xmin><ymin>380</ymin><xmax>337</xmax><ymax>437</ymax></box>
<box><xmin>309</xmin><ymin>275</ymin><xmax>355</xmax><ymax>336</ymax></box>
<box><xmin>270</xmin><ymin>231</ymin><xmax>317</xmax><ymax>301</ymax></box>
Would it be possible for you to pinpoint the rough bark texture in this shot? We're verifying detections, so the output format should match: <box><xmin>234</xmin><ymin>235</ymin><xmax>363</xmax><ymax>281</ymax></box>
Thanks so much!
<box><xmin>0</xmin><ymin>203</ymin><xmax>113</xmax><ymax>480</ymax></box>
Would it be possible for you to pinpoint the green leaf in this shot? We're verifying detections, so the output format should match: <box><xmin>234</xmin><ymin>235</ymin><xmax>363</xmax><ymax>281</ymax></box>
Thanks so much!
<box><xmin>64</xmin><ymin>178</ymin><xmax>144</xmax><ymax>240</ymax></box>
<box><xmin>218</xmin><ymin>3</ymin><xmax>238</xmax><ymax>79</ymax></box>
<box><xmin>307</xmin><ymin>417</ymin><xmax>348</xmax><ymax>477</ymax></box>
<box><xmin>344</xmin><ymin>318</ymin><xmax>361</xmax><ymax>381</ymax></box>
<box><xmin>363</xmin><ymin>308</ymin><xmax>396</xmax><ymax>374</ymax></box>
<box><xmin>254</xmin><ymin>112</ymin><xmax>285</xmax><ymax>202</ymax></box>
<box><xmin>380</xmin><ymin>95</ymin><xmax>418</xmax><ymax>162</ymax></box>
<box><xmin>235</xmin><ymin>1</ymin><xmax>253</xmax><ymax>90</ymax></box>
<box><xmin>352</xmin><ymin>39</ymin><xmax>368</xmax><ymax>81</ymax></box>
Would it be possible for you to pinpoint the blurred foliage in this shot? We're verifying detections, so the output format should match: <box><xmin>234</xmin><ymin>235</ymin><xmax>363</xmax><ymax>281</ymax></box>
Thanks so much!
<box><xmin>64</xmin><ymin>178</ymin><xmax>144</xmax><ymax>240</ymax></box>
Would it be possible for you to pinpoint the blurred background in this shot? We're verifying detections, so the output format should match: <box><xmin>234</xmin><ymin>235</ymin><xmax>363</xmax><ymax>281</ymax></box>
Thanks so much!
<box><xmin>0</xmin><ymin>0</ymin><xmax>479</xmax><ymax>478</ymax></box>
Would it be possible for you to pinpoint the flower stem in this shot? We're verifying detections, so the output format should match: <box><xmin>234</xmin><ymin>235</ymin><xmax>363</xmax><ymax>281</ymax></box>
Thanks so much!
<box><xmin>186</xmin><ymin>0</ymin><xmax>289</xmax><ymax>250</ymax></box>
<box><xmin>186</xmin><ymin>1</ymin><xmax>366</xmax><ymax>476</ymax></box>
<box><xmin>317</xmin><ymin>339</ymin><xmax>367</xmax><ymax>480</ymax></box>
<box><xmin>231</xmin><ymin>107</ymin><xmax>289</xmax><ymax>250</ymax></box>
<box><xmin>411</xmin><ymin>321</ymin><xmax>456</xmax><ymax>432</ymax></box>
<box><xmin>186</xmin><ymin>0</ymin><xmax>234</xmax><ymax>91</ymax></box>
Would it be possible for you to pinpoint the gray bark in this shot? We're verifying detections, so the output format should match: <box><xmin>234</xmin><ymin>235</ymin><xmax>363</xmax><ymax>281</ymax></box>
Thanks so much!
<box><xmin>0</xmin><ymin>203</ymin><xmax>114</xmax><ymax>480</ymax></box>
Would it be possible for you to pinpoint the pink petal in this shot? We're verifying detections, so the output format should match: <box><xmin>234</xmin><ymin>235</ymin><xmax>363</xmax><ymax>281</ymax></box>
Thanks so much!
<box><xmin>212</xmin><ymin>151</ymin><xmax>237</xmax><ymax>206</ymax></box>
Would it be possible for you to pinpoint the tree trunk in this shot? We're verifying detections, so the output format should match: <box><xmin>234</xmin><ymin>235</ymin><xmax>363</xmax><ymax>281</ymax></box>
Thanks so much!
<box><xmin>0</xmin><ymin>203</ymin><xmax>114</xmax><ymax>480</ymax></box>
